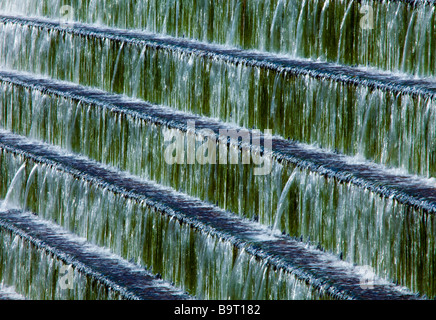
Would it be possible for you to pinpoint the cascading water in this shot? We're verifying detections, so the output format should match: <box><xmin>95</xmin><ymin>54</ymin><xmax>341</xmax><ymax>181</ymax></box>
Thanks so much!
<box><xmin>1</xmin><ymin>0</ymin><xmax>436</xmax><ymax>77</ymax></box>
<box><xmin>0</xmin><ymin>227</ymin><xmax>122</xmax><ymax>300</ymax></box>
<box><xmin>0</xmin><ymin>162</ymin><xmax>26</xmax><ymax>210</ymax></box>
<box><xmin>0</xmin><ymin>145</ymin><xmax>327</xmax><ymax>300</ymax></box>
<box><xmin>0</xmin><ymin>0</ymin><xmax>434</xmax><ymax>301</ymax></box>
<box><xmin>0</xmin><ymin>20</ymin><xmax>434</xmax><ymax>177</ymax></box>
<box><xmin>0</xmin><ymin>134</ymin><xmax>421</xmax><ymax>300</ymax></box>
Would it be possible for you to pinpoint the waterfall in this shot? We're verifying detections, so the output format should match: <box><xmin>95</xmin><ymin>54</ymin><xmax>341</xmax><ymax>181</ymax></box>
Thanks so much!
<box><xmin>0</xmin><ymin>144</ymin><xmax>328</xmax><ymax>299</ymax></box>
<box><xmin>272</xmin><ymin>168</ymin><xmax>297</xmax><ymax>233</ymax></box>
<box><xmin>0</xmin><ymin>162</ymin><xmax>26</xmax><ymax>210</ymax></box>
<box><xmin>22</xmin><ymin>163</ymin><xmax>38</xmax><ymax>210</ymax></box>
<box><xmin>2</xmin><ymin>0</ymin><xmax>436</xmax><ymax>76</ymax></box>
<box><xmin>0</xmin><ymin>0</ymin><xmax>435</xmax><ymax>301</ymax></box>
<box><xmin>0</xmin><ymin>227</ymin><xmax>122</xmax><ymax>300</ymax></box>
<box><xmin>1</xmin><ymin>20</ymin><xmax>435</xmax><ymax>177</ymax></box>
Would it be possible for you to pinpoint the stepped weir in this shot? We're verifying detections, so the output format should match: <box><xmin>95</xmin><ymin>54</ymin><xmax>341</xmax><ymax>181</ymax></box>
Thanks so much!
<box><xmin>0</xmin><ymin>0</ymin><xmax>434</xmax><ymax>300</ymax></box>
